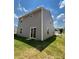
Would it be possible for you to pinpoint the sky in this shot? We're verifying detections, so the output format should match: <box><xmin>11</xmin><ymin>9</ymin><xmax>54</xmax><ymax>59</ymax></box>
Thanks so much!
<box><xmin>14</xmin><ymin>0</ymin><xmax>65</xmax><ymax>28</ymax></box>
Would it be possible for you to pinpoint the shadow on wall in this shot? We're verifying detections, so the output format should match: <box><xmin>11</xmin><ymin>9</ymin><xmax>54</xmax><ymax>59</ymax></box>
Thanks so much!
<box><xmin>14</xmin><ymin>34</ymin><xmax>56</xmax><ymax>51</ymax></box>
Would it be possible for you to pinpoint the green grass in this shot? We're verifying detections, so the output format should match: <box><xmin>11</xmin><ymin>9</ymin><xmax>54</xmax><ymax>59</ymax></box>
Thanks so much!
<box><xmin>14</xmin><ymin>34</ymin><xmax>65</xmax><ymax>59</ymax></box>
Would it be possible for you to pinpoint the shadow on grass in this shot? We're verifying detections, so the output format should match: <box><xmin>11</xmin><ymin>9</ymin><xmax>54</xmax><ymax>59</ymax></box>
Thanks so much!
<box><xmin>14</xmin><ymin>34</ymin><xmax>56</xmax><ymax>51</ymax></box>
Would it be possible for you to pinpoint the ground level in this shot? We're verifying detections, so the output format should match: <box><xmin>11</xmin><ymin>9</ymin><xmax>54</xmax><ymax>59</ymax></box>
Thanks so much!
<box><xmin>14</xmin><ymin>34</ymin><xmax>65</xmax><ymax>59</ymax></box>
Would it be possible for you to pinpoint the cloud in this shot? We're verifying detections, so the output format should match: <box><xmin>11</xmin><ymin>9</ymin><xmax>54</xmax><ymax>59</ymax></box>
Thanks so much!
<box><xmin>14</xmin><ymin>24</ymin><xmax>18</xmax><ymax>27</ymax></box>
<box><xmin>59</xmin><ymin>0</ymin><xmax>65</xmax><ymax>9</ymax></box>
<box><xmin>54</xmin><ymin>20</ymin><xmax>60</xmax><ymax>28</ymax></box>
<box><xmin>56</xmin><ymin>13</ymin><xmax>65</xmax><ymax>22</ymax></box>
<box><xmin>23</xmin><ymin>7</ymin><xmax>28</xmax><ymax>12</ymax></box>
<box><xmin>52</xmin><ymin>15</ymin><xmax>54</xmax><ymax>19</ymax></box>
<box><xmin>37</xmin><ymin>5</ymin><xmax>45</xmax><ymax>8</ymax></box>
<box><xmin>17</xmin><ymin>1</ymin><xmax>28</xmax><ymax>13</ymax></box>
<box><xmin>14</xmin><ymin>13</ymin><xmax>18</xmax><ymax>19</ymax></box>
<box><xmin>18</xmin><ymin>2</ymin><xmax>23</xmax><ymax>11</ymax></box>
<box><xmin>14</xmin><ymin>13</ymin><xmax>19</xmax><ymax>32</ymax></box>
<box><xmin>51</xmin><ymin>15</ymin><xmax>58</xmax><ymax>28</ymax></box>
<box><xmin>54</xmin><ymin>13</ymin><xmax>65</xmax><ymax>28</ymax></box>
<box><xmin>54</xmin><ymin>21</ymin><xmax>57</xmax><ymax>25</ymax></box>
<box><xmin>54</xmin><ymin>20</ymin><xmax>64</xmax><ymax>28</ymax></box>
<box><xmin>52</xmin><ymin>15</ymin><xmax>55</xmax><ymax>21</ymax></box>
<box><xmin>14</xmin><ymin>13</ymin><xmax>19</xmax><ymax>26</ymax></box>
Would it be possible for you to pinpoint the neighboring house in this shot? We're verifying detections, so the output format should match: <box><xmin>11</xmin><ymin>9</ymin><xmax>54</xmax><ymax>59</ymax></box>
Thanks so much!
<box><xmin>54</xmin><ymin>28</ymin><xmax>64</xmax><ymax>35</ymax></box>
<box><xmin>55</xmin><ymin>29</ymin><xmax>60</xmax><ymax>36</ymax></box>
<box><xmin>17</xmin><ymin>7</ymin><xmax>54</xmax><ymax>41</ymax></box>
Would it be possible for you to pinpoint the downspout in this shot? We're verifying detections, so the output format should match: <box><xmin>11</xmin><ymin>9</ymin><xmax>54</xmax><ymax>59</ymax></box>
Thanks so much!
<box><xmin>41</xmin><ymin>8</ymin><xmax>43</xmax><ymax>41</ymax></box>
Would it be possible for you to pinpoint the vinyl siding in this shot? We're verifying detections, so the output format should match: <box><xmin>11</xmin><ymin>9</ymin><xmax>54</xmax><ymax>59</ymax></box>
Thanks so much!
<box><xmin>43</xmin><ymin>8</ymin><xmax>54</xmax><ymax>40</ymax></box>
<box><xmin>17</xmin><ymin>9</ymin><xmax>41</xmax><ymax>40</ymax></box>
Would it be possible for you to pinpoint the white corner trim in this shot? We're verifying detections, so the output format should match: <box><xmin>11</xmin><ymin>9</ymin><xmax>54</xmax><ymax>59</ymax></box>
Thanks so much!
<box><xmin>41</xmin><ymin>8</ymin><xmax>43</xmax><ymax>41</ymax></box>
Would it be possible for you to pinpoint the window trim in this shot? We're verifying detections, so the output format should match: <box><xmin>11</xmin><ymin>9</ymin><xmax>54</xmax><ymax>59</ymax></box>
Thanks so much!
<box><xmin>30</xmin><ymin>27</ymin><xmax>36</xmax><ymax>39</ymax></box>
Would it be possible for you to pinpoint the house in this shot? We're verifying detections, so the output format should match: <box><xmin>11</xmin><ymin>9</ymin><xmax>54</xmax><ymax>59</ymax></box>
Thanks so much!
<box><xmin>17</xmin><ymin>7</ymin><xmax>54</xmax><ymax>41</ymax></box>
<box><xmin>54</xmin><ymin>28</ymin><xmax>64</xmax><ymax>35</ymax></box>
<box><xmin>54</xmin><ymin>28</ymin><xmax>61</xmax><ymax>35</ymax></box>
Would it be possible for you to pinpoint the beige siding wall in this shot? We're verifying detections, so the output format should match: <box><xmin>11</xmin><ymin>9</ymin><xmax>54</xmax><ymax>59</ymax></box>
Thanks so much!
<box><xmin>43</xmin><ymin>8</ymin><xmax>54</xmax><ymax>40</ymax></box>
<box><xmin>17</xmin><ymin>8</ymin><xmax>54</xmax><ymax>41</ymax></box>
<box><xmin>17</xmin><ymin>9</ymin><xmax>41</xmax><ymax>40</ymax></box>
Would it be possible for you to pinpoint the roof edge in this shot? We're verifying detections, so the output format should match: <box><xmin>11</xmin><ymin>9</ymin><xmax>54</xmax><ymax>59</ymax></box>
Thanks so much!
<box><xmin>19</xmin><ymin>7</ymin><xmax>45</xmax><ymax>19</ymax></box>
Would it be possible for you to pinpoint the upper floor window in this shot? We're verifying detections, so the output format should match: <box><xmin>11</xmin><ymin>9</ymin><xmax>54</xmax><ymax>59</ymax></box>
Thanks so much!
<box><xmin>20</xmin><ymin>20</ymin><xmax>22</xmax><ymax>24</ymax></box>
<box><xmin>29</xmin><ymin>14</ymin><xmax>32</xmax><ymax>17</ymax></box>
<box><xmin>20</xmin><ymin>18</ymin><xmax>23</xmax><ymax>23</ymax></box>
<box><xmin>28</xmin><ymin>14</ymin><xmax>32</xmax><ymax>17</ymax></box>
<box><xmin>20</xmin><ymin>28</ymin><xmax>22</xmax><ymax>33</ymax></box>
<box><xmin>20</xmin><ymin>20</ymin><xmax>22</xmax><ymax>23</ymax></box>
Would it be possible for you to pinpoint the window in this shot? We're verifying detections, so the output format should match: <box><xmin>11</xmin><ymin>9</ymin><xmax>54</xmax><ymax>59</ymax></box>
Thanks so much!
<box><xmin>20</xmin><ymin>20</ymin><xmax>22</xmax><ymax>27</ymax></box>
<box><xmin>47</xmin><ymin>29</ymin><xmax>49</xmax><ymax>34</ymax></box>
<box><xmin>21</xmin><ymin>20</ymin><xmax>22</xmax><ymax>23</ymax></box>
<box><xmin>20</xmin><ymin>18</ymin><xmax>23</xmax><ymax>24</ymax></box>
<box><xmin>30</xmin><ymin>14</ymin><xmax>32</xmax><ymax>17</ymax></box>
<box><xmin>20</xmin><ymin>20</ymin><xmax>22</xmax><ymax>24</ymax></box>
<box><xmin>20</xmin><ymin>28</ymin><xmax>22</xmax><ymax>33</ymax></box>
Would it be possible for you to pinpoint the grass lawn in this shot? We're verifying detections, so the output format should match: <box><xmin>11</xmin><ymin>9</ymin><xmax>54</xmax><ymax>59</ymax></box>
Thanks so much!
<box><xmin>14</xmin><ymin>34</ymin><xmax>65</xmax><ymax>59</ymax></box>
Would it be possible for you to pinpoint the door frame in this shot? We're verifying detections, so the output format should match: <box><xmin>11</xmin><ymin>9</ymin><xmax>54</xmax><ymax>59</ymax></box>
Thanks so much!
<box><xmin>30</xmin><ymin>27</ymin><xmax>36</xmax><ymax>39</ymax></box>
